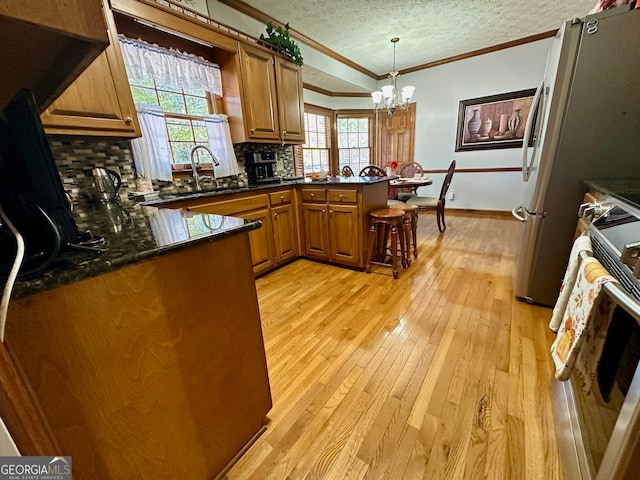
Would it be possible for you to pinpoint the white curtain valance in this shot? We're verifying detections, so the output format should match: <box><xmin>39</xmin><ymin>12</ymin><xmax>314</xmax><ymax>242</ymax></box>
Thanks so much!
<box><xmin>119</xmin><ymin>34</ymin><xmax>222</xmax><ymax>95</ymax></box>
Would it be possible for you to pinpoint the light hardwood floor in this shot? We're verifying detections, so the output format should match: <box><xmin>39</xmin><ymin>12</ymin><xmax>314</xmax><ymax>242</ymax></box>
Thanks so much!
<box><xmin>224</xmin><ymin>211</ymin><xmax>562</xmax><ymax>480</ymax></box>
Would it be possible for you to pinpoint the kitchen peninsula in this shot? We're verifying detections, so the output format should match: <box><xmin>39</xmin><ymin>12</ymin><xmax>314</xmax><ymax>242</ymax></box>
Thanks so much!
<box><xmin>5</xmin><ymin>204</ymin><xmax>271</xmax><ymax>479</ymax></box>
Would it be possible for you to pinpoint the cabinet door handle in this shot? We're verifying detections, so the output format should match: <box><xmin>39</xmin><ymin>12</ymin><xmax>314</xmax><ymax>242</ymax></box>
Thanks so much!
<box><xmin>125</xmin><ymin>116</ymin><xmax>133</xmax><ymax>124</ymax></box>
<box><xmin>251</xmin><ymin>128</ymin><xmax>256</xmax><ymax>133</ymax></box>
<box><xmin>310</xmin><ymin>193</ymin><xmax>314</xmax><ymax>197</ymax></box>
<box><xmin>321</xmin><ymin>209</ymin><xmax>325</xmax><ymax>213</ymax></box>
<box><xmin>329</xmin><ymin>210</ymin><xmax>333</xmax><ymax>214</ymax></box>
<box><xmin>273</xmin><ymin>212</ymin><xmax>278</xmax><ymax>218</ymax></box>
<box><xmin>339</xmin><ymin>194</ymin><xmax>344</xmax><ymax>200</ymax></box>
<box><xmin>280</xmin><ymin>195</ymin><xmax>285</xmax><ymax>201</ymax></box>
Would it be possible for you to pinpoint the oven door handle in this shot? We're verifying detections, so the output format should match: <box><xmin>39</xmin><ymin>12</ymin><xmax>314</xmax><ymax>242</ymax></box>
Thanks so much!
<box><xmin>512</xmin><ymin>205</ymin><xmax>546</xmax><ymax>222</ymax></box>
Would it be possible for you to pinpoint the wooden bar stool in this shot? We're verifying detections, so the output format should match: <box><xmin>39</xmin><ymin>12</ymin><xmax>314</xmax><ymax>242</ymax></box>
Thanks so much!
<box><xmin>365</xmin><ymin>208</ymin><xmax>406</xmax><ymax>279</ymax></box>
<box><xmin>391</xmin><ymin>203</ymin><xmax>419</xmax><ymax>260</ymax></box>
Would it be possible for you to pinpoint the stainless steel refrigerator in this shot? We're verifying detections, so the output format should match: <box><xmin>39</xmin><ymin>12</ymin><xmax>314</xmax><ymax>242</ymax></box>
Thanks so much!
<box><xmin>512</xmin><ymin>5</ymin><xmax>640</xmax><ymax>307</ymax></box>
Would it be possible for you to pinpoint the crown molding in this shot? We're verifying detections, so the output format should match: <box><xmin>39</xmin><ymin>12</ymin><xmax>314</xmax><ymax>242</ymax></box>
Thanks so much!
<box><xmin>217</xmin><ymin>0</ymin><xmax>558</xmax><ymax>94</ymax></box>
<box><xmin>216</xmin><ymin>0</ymin><xmax>380</xmax><ymax>79</ymax></box>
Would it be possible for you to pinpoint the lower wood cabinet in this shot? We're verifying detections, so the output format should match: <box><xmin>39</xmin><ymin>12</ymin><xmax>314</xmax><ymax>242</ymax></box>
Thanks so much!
<box><xmin>328</xmin><ymin>204</ymin><xmax>360</xmax><ymax>265</ymax></box>
<box><xmin>181</xmin><ymin>189</ymin><xmax>298</xmax><ymax>276</ymax></box>
<box><xmin>6</xmin><ymin>234</ymin><xmax>271</xmax><ymax>479</ymax></box>
<box><xmin>240</xmin><ymin>208</ymin><xmax>276</xmax><ymax>275</ymax></box>
<box><xmin>168</xmin><ymin>182</ymin><xmax>388</xmax><ymax>274</ymax></box>
<box><xmin>272</xmin><ymin>203</ymin><xmax>297</xmax><ymax>264</ymax></box>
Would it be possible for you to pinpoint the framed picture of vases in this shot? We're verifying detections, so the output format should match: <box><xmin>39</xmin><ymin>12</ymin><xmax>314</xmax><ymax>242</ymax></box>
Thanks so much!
<box><xmin>454</xmin><ymin>88</ymin><xmax>536</xmax><ymax>152</ymax></box>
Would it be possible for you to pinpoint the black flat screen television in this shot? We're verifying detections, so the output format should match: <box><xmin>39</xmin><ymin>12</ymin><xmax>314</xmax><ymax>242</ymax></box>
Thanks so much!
<box><xmin>0</xmin><ymin>89</ymin><xmax>82</xmax><ymax>276</ymax></box>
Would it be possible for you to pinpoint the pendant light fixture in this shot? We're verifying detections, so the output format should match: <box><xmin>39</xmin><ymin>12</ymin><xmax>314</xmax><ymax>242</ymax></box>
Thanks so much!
<box><xmin>371</xmin><ymin>37</ymin><xmax>415</xmax><ymax>115</ymax></box>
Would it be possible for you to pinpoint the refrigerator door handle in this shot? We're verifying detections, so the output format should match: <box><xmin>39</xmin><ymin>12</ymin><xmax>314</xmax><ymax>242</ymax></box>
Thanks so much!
<box><xmin>512</xmin><ymin>205</ymin><xmax>546</xmax><ymax>222</ymax></box>
<box><xmin>522</xmin><ymin>79</ymin><xmax>544</xmax><ymax>181</ymax></box>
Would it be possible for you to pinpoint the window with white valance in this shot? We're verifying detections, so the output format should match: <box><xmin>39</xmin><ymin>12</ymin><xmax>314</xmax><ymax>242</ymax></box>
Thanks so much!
<box><xmin>120</xmin><ymin>35</ymin><xmax>239</xmax><ymax>181</ymax></box>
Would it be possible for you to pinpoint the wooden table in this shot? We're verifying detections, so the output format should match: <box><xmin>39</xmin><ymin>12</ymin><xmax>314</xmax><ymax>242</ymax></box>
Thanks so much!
<box><xmin>388</xmin><ymin>177</ymin><xmax>433</xmax><ymax>199</ymax></box>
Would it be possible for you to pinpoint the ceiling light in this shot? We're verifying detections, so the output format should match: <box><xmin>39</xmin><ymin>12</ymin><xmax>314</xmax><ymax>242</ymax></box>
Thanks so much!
<box><xmin>371</xmin><ymin>38</ymin><xmax>415</xmax><ymax>115</ymax></box>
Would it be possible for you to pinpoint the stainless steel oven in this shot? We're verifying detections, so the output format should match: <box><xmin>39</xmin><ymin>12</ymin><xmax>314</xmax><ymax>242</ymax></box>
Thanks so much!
<box><xmin>554</xmin><ymin>197</ymin><xmax>640</xmax><ymax>480</ymax></box>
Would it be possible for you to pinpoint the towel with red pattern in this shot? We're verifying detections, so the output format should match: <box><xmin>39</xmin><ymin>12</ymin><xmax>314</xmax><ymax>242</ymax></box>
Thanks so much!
<box><xmin>550</xmin><ymin>257</ymin><xmax>617</xmax><ymax>393</ymax></box>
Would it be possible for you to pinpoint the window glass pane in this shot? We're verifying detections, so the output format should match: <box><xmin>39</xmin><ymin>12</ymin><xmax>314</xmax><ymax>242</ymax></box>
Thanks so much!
<box><xmin>308</xmin><ymin>131</ymin><xmax>318</xmax><ymax>148</ymax></box>
<box><xmin>158</xmin><ymin>84</ymin><xmax>182</xmax><ymax>93</ymax></box>
<box><xmin>193</xmin><ymin>123</ymin><xmax>208</xmax><ymax>142</ymax></box>
<box><xmin>358</xmin><ymin>132</ymin><xmax>369</xmax><ymax>147</ymax></box>
<box><xmin>166</xmin><ymin>118</ymin><xmax>193</xmax><ymax>142</ymax></box>
<box><xmin>337</xmin><ymin>118</ymin><xmax>347</xmax><ymax>131</ymax></box>
<box><xmin>171</xmin><ymin>142</ymin><xmax>193</xmax><ymax>164</ymax></box>
<box><xmin>159</xmin><ymin>92</ymin><xmax>187</xmax><ymax>114</ymax></box>
<box><xmin>186</xmin><ymin>95</ymin><xmax>209</xmax><ymax>115</ymax></box>
<box><xmin>348</xmin><ymin>133</ymin><xmax>358</xmax><ymax>148</ymax></box>
<box><xmin>129</xmin><ymin>77</ymin><xmax>155</xmax><ymax>88</ymax></box>
<box><xmin>338</xmin><ymin>133</ymin><xmax>348</xmax><ymax>149</ymax></box>
<box><xmin>130</xmin><ymin>86</ymin><xmax>158</xmax><ymax>106</ymax></box>
<box><xmin>358</xmin><ymin>118</ymin><xmax>368</xmax><ymax>131</ymax></box>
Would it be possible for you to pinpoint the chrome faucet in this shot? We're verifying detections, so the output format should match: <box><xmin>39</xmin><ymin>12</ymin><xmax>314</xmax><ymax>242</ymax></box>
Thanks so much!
<box><xmin>190</xmin><ymin>145</ymin><xmax>220</xmax><ymax>191</ymax></box>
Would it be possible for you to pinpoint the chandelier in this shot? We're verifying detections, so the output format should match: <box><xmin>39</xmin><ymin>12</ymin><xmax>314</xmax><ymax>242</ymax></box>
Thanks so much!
<box><xmin>371</xmin><ymin>38</ymin><xmax>415</xmax><ymax>115</ymax></box>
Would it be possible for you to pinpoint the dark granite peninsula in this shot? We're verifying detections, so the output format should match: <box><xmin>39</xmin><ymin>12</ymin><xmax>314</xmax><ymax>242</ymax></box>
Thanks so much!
<box><xmin>5</xmin><ymin>201</ymin><xmax>270</xmax><ymax>479</ymax></box>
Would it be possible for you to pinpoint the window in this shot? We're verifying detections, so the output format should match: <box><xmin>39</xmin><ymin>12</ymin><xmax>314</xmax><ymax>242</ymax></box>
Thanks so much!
<box><xmin>299</xmin><ymin>109</ymin><xmax>331</xmax><ymax>175</ymax></box>
<box><xmin>336</xmin><ymin>114</ymin><xmax>373</xmax><ymax>175</ymax></box>
<box><xmin>130</xmin><ymin>78</ymin><xmax>216</xmax><ymax>167</ymax></box>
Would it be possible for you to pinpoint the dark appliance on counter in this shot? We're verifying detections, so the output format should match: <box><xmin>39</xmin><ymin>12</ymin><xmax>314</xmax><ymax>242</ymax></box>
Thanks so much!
<box><xmin>0</xmin><ymin>90</ymin><xmax>102</xmax><ymax>277</ymax></box>
<box><xmin>245</xmin><ymin>151</ymin><xmax>281</xmax><ymax>185</ymax></box>
<box><xmin>553</xmin><ymin>196</ymin><xmax>640</xmax><ymax>480</ymax></box>
<box><xmin>512</xmin><ymin>6</ymin><xmax>640</xmax><ymax>306</ymax></box>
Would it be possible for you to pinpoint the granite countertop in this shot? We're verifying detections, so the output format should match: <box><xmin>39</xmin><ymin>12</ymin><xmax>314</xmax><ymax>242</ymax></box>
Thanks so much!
<box><xmin>584</xmin><ymin>178</ymin><xmax>640</xmax><ymax>209</ymax></box>
<box><xmin>144</xmin><ymin>176</ymin><xmax>394</xmax><ymax>207</ymax></box>
<box><xmin>11</xmin><ymin>175</ymin><xmax>393</xmax><ymax>298</ymax></box>
<box><xmin>11</xmin><ymin>199</ymin><xmax>261</xmax><ymax>299</ymax></box>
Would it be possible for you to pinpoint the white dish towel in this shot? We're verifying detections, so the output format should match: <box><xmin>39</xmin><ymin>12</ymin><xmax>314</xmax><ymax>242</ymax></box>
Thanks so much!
<box><xmin>549</xmin><ymin>234</ymin><xmax>593</xmax><ymax>332</ymax></box>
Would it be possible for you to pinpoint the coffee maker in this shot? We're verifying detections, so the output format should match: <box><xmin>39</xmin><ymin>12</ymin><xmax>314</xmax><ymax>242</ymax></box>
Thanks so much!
<box><xmin>245</xmin><ymin>152</ymin><xmax>280</xmax><ymax>184</ymax></box>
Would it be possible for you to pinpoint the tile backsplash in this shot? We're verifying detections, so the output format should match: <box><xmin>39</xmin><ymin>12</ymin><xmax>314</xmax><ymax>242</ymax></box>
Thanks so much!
<box><xmin>48</xmin><ymin>136</ymin><xmax>296</xmax><ymax>207</ymax></box>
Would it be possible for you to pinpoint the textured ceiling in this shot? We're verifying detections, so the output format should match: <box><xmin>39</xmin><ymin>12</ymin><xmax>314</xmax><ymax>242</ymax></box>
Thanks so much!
<box><xmin>238</xmin><ymin>0</ymin><xmax>598</xmax><ymax>78</ymax></box>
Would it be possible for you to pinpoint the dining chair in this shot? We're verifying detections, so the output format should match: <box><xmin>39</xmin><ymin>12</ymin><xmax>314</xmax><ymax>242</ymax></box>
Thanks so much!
<box><xmin>396</xmin><ymin>162</ymin><xmax>425</xmax><ymax>201</ymax></box>
<box><xmin>341</xmin><ymin>165</ymin><xmax>355</xmax><ymax>177</ymax></box>
<box><xmin>359</xmin><ymin>165</ymin><xmax>386</xmax><ymax>177</ymax></box>
<box><xmin>406</xmin><ymin>160</ymin><xmax>456</xmax><ymax>233</ymax></box>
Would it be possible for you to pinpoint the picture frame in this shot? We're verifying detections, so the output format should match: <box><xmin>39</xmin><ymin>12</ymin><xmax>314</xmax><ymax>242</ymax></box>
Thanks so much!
<box><xmin>455</xmin><ymin>88</ymin><xmax>536</xmax><ymax>152</ymax></box>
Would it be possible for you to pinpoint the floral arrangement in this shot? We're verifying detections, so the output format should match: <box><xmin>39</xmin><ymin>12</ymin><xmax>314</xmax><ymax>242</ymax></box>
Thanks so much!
<box><xmin>389</xmin><ymin>160</ymin><xmax>398</xmax><ymax>170</ymax></box>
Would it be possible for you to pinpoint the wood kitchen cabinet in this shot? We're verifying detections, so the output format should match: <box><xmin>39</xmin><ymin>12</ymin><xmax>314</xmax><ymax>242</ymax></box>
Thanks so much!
<box><xmin>0</xmin><ymin>0</ymin><xmax>107</xmax><ymax>111</ymax></box>
<box><xmin>300</xmin><ymin>187</ymin><xmax>361</xmax><ymax>267</ymax></box>
<box><xmin>40</xmin><ymin>0</ymin><xmax>141</xmax><ymax>137</ymax></box>
<box><xmin>270</xmin><ymin>190</ymin><xmax>298</xmax><ymax>264</ymax></box>
<box><xmin>179</xmin><ymin>189</ymin><xmax>298</xmax><ymax>275</ymax></box>
<box><xmin>237</xmin><ymin>43</ymin><xmax>305</xmax><ymax>144</ymax></box>
<box><xmin>6</xmin><ymin>233</ymin><xmax>271</xmax><ymax>479</ymax></box>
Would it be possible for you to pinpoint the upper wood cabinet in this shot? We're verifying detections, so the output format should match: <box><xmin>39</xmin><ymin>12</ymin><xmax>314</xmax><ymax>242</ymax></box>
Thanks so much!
<box><xmin>275</xmin><ymin>57</ymin><xmax>305</xmax><ymax>143</ymax></box>
<box><xmin>41</xmin><ymin>0</ymin><xmax>141</xmax><ymax>137</ymax></box>
<box><xmin>0</xmin><ymin>0</ymin><xmax>108</xmax><ymax>111</ymax></box>
<box><xmin>238</xmin><ymin>43</ymin><xmax>280</xmax><ymax>142</ymax></box>
<box><xmin>236</xmin><ymin>43</ymin><xmax>305</xmax><ymax>145</ymax></box>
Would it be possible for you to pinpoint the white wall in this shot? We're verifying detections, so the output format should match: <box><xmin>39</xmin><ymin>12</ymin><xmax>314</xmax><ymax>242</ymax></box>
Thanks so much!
<box><xmin>318</xmin><ymin>39</ymin><xmax>554</xmax><ymax>211</ymax></box>
<box><xmin>402</xmin><ymin>40</ymin><xmax>554</xmax><ymax>211</ymax></box>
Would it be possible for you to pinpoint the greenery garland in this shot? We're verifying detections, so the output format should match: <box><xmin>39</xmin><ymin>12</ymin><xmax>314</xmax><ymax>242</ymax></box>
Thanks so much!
<box><xmin>259</xmin><ymin>22</ymin><xmax>304</xmax><ymax>66</ymax></box>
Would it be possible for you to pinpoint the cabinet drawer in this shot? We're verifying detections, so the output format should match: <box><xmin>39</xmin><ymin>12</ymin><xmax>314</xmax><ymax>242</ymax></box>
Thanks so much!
<box><xmin>269</xmin><ymin>190</ymin><xmax>292</xmax><ymax>206</ymax></box>
<box><xmin>301</xmin><ymin>189</ymin><xmax>327</xmax><ymax>203</ymax></box>
<box><xmin>187</xmin><ymin>194</ymin><xmax>268</xmax><ymax>216</ymax></box>
<box><xmin>328</xmin><ymin>189</ymin><xmax>358</xmax><ymax>204</ymax></box>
